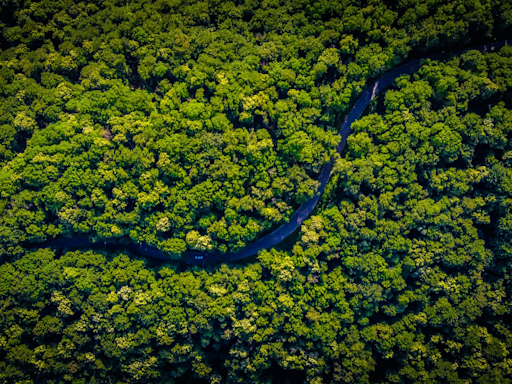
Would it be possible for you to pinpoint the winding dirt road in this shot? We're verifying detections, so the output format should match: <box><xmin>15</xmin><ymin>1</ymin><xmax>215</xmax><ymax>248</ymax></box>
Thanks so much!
<box><xmin>38</xmin><ymin>39</ymin><xmax>509</xmax><ymax>265</ymax></box>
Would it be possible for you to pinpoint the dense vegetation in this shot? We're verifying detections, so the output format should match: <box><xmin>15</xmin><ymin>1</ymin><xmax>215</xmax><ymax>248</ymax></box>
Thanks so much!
<box><xmin>1</xmin><ymin>0</ymin><xmax>511</xmax><ymax>256</ymax></box>
<box><xmin>2</xmin><ymin>50</ymin><xmax>512</xmax><ymax>380</ymax></box>
<box><xmin>2</xmin><ymin>0</ymin><xmax>512</xmax><ymax>383</ymax></box>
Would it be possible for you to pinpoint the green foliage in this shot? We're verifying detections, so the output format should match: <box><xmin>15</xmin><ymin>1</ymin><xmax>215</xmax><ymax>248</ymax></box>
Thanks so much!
<box><xmin>1</xmin><ymin>0</ymin><xmax>509</xmax><ymax>256</ymax></box>
<box><xmin>1</xmin><ymin>45</ymin><xmax>512</xmax><ymax>384</ymax></box>
<box><xmin>1</xmin><ymin>1</ymin><xmax>512</xmax><ymax>383</ymax></box>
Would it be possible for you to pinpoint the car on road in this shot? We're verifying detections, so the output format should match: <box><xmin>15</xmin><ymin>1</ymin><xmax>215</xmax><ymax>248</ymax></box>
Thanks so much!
<box><xmin>195</xmin><ymin>256</ymin><xmax>204</xmax><ymax>260</ymax></box>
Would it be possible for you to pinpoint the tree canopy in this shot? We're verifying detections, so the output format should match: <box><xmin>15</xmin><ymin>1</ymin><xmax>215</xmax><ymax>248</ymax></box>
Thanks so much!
<box><xmin>1</xmin><ymin>0</ymin><xmax>511</xmax><ymax>256</ymax></box>
<box><xmin>2</xmin><ymin>28</ymin><xmax>512</xmax><ymax>384</ymax></box>
<box><xmin>1</xmin><ymin>0</ymin><xmax>512</xmax><ymax>383</ymax></box>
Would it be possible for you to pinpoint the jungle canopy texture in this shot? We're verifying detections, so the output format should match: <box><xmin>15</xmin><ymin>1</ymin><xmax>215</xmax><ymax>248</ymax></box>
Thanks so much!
<box><xmin>1</xmin><ymin>0</ymin><xmax>512</xmax><ymax>383</ymax></box>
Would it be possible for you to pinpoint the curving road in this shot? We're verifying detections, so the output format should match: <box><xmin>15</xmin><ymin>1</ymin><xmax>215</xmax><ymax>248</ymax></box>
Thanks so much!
<box><xmin>37</xmin><ymin>39</ymin><xmax>510</xmax><ymax>265</ymax></box>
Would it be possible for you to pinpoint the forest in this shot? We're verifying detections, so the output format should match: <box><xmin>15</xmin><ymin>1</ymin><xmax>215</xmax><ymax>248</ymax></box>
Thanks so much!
<box><xmin>1</xmin><ymin>0</ymin><xmax>512</xmax><ymax>383</ymax></box>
